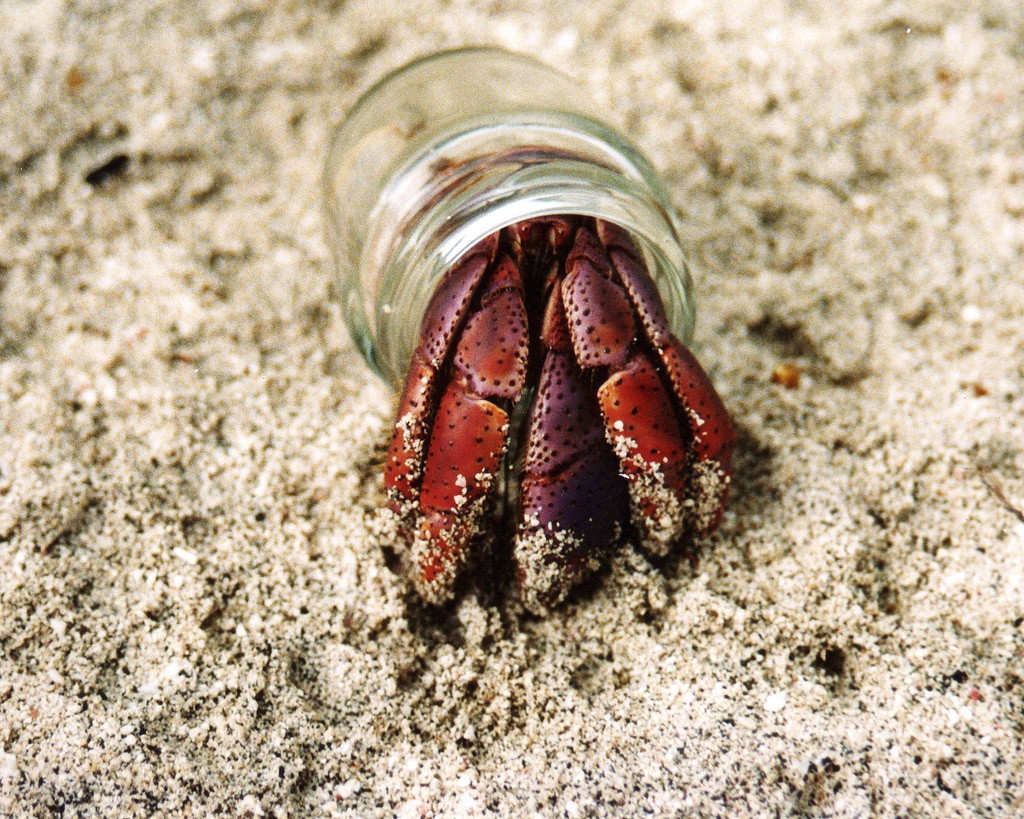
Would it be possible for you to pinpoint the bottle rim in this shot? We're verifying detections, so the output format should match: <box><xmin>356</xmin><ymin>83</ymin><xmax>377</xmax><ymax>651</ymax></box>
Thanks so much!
<box><xmin>370</xmin><ymin>144</ymin><xmax>695</xmax><ymax>386</ymax></box>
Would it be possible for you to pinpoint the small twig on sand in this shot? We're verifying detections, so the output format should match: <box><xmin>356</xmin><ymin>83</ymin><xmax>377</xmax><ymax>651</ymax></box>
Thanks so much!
<box><xmin>978</xmin><ymin>468</ymin><xmax>1024</xmax><ymax>525</ymax></box>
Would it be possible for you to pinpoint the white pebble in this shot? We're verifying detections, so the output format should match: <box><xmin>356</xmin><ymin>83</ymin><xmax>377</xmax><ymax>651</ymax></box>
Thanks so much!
<box><xmin>962</xmin><ymin>304</ymin><xmax>982</xmax><ymax>325</ymax></box>
<box><xmin>0</xmin><ymin>752</ymin><xmax>18</xmax><ymax>780</ymax></box>
<box><xmin>171</xmin><ymin>547</ymin><xmax>198</xmax><ymax>565</ymax></box>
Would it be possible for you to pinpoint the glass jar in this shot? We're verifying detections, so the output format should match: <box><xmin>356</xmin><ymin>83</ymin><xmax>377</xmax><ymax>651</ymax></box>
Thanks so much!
<box><xmin>322</xmin><ymin>47</ymin><xmax>696</xmax><ymax>388</ymax></box>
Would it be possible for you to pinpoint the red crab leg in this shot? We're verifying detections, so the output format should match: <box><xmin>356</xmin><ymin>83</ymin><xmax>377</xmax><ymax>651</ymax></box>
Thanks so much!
<box><xmin>384</xmin><ymin>239</ymin><xmax>529</xmax><ymax>604</ymax></box>
<box><xmin>595</xmin><ymin>220</ymin><xmax>735</xmax><ymax>534</ymax></box>
<box><xmin>561</xmin><ymin>223</ymin><xmax>735</xmax><ymax>556</ymax></box>
<box><xmin>595</xmin><ymin>221</ymin><xmax>735</xmax><ymax>483</ymax></box>
<box><xmin>513</xmin><ymin>281</ymin><xmax>629</xmax><ymax>614</ymax></box>
<box><xmin>513</xmin><ymin>219</ymin><xmax>734</xmax><ymax>611</ymax></box>
<box><xmin>384</xmin><ymin>233</ymin><xmax>499</xmax><ymax>502</ymax></box>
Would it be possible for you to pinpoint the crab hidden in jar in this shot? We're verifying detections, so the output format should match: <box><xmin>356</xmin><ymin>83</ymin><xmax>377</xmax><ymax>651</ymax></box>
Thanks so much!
<box><xmin>323</xmin><ymin>48</ymin><xmax>735</xmax><ymax>614</ymax></box>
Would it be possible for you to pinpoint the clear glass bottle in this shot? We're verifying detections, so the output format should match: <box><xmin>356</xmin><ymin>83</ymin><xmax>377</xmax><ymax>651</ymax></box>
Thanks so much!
<box><xmin>322</xmin><ymin>47</ymin><xmax>696</xmax><ymax>388</ymax></box>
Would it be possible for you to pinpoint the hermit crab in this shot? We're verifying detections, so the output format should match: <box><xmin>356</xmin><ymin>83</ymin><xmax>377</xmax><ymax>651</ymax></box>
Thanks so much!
<box><xmin>380</xmin><ymin>216</ymin><xmax>734</xmax><ymax>613</ymax></box>
<box><xmin>324</xmin><ymin>48</ymin><xmax>735</xmax><ymax>613</ymax></box>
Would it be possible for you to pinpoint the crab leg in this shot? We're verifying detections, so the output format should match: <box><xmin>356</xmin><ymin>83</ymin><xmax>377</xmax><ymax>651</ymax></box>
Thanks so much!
<box><xmin>595</xmin><ymin>220</ymin><xmax>735</xmax><ymax>536</ymax></box>
<box><xmin>596</xmin><ymin>221</ymin><xmax>735</xmax><ymax>476</ymax></box>
<box><xmin>384</xmin><ymin>238</ymin><xmax>529</xmax><ymax>604</ymax></box>
<box><xmin>561</xmin><ymin>223</ymin><xmax>734</xmax><ymax>555</ymax></box>
<box><xmin>384</xmin><ymin>234</ymin><xmax>498</xmax><ymax>502</ymax></box>
<box><xmin>514</xmin><ymin>220</ymin><xmax>734</xmax><ymax>611</ymax></box>
<box><xmin>513</xmin><ymin>282</ymin><xmax>629</xmax><ymax>614</ymax></box>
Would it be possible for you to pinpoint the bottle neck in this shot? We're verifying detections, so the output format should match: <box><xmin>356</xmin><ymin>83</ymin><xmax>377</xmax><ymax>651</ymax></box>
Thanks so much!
<box><xmin>350</xmin><ymin>116</ymin><xmax>696</xmax><ymax>387</ymax></box>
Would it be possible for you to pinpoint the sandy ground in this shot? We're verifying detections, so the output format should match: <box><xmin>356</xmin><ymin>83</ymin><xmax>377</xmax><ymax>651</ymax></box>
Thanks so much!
<box><xmin>2</xmin><ymin>0</ymin><xmax>1023</xmax><ymax>816</ymax></box>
